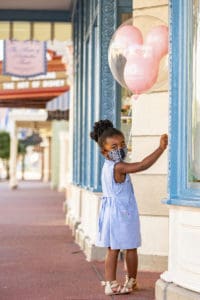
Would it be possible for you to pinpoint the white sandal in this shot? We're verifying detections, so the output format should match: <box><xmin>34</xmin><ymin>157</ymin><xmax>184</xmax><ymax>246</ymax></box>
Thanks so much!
<box><xmin>101</xmin><ymin>280</ymin><xmax>130</xmax><ymax>296</ymax></box>
<box><xmin>121</xmin><ymin>275</ymin><xmax>139</xmax><ymax>293</ymax></box>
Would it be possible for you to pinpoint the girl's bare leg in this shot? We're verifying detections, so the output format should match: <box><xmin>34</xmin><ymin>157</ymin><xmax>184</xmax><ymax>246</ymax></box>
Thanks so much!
<box><xmin>105</xmin><ymin>247</ymin><xmax>120</xmax><ymax>281</ymax></box>
<box><xmin>125</xmin><ymin>248</ymin><xmax>138</xmax><ymax>279</ymax></box>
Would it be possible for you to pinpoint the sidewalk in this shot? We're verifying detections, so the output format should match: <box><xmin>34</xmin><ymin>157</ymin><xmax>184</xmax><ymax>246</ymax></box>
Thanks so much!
<box><xmin>0</xmin><ymin>181</ymin><xmax>160</xmax><ymax>300</ymax></box>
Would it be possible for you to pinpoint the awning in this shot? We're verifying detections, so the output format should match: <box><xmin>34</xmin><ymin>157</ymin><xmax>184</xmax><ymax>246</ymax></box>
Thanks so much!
<box><xmin>46</xmin><ymin>90</ymin><xmax>70</xmax><ymax>121</ymax></box>
<box><xmin>0</xmin><ymin>22</ymin><xmax>72</xmax><ymax>41</ymax></box>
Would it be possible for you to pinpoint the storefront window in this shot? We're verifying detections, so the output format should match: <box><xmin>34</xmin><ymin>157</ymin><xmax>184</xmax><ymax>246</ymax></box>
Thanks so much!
<box><xmin>119</xmin><ymin>13</ymin><xmax>132</xmax><ymax>162</ymax></box>
<box><xmin>188</xmin><ymin>0</ymin><xmax>200</xmax><ymax>187</ymax></box>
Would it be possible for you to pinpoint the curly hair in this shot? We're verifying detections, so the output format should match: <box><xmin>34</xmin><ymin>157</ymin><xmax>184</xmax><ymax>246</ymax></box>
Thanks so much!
<box><xmin>90</xmin><ymin>119</ymin><xmax>124</xmax><ymax>148</ymax></box>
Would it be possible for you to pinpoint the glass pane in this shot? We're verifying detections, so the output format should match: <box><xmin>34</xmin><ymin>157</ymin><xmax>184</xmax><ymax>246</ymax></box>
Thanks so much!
<box><xmin>120</xmin><ymin>88</ymin><xmax>132</xmax><ymax>161</ymax></box>
<box><xmin>188</xmin><ymin>0</ymin><xmax>200</xmax><ymax>185</ymax></box>
<box><xmin>119</xmin><ymin>13</ymin><xmax>133</xmax><ymax>162</ymax></box>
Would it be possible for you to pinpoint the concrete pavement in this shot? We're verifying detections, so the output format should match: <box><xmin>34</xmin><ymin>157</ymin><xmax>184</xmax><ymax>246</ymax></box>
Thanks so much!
<box><xmin>0</xmin><ymin>181</ymin><xmax>160</xmax><ymax>300</ymax></box>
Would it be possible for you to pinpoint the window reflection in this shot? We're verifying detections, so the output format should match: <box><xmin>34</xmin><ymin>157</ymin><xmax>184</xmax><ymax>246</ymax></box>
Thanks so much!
<box><xmin>120</xmin><ymin>13</ymin><xmax>133</xmax><ymax>162</ymax></box>
<box><xmin>189</xmin><ymin>0</ymin><xmax>200</xmax><ymax>184</ymax></box>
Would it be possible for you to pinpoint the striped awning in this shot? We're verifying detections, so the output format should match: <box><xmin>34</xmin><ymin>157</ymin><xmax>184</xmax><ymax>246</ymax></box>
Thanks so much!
<box><xmin>0</xmin><ymin>22</ymin><xmax>72</xmax><ymax>41</ymax></box>
<box><xmin>46</xmin><ymin>90</ymin><xmax>70</xmax><ymax>111</ymax></box>
<box><xmin>46</xmin><ymin>90</ymin><xmax>70</xmax><ymax>120</ymax></box>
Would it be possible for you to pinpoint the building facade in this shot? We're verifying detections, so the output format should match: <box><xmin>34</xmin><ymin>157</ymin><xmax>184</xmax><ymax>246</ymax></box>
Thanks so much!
<box><xmin>66</xmin><ymin>0</ymin><xmax>169</xmax><ymax>272</ymax></box>
<box><xmin>67</xmin><ymin>0</ymin><xmax>200</xmax><ymax>298</ymax></box>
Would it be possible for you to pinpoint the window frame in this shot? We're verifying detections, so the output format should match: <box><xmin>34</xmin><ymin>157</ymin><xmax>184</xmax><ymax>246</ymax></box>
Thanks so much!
<box><xmin>166</xmin><ymin>0</ymin><xmax>200</xmax><ymax>206</ymax></box>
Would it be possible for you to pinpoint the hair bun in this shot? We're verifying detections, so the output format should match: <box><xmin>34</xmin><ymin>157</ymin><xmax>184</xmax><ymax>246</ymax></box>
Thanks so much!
<box><xmin>90</xmin><ymin>119</ymin><xmax>113</xmax><ymax>142</ymax></box>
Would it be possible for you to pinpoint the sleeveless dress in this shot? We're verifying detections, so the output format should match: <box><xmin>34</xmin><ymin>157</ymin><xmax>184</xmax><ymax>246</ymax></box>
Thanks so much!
<box><xmin>96</xmin><ymin>159</ymin><xmax>141</xmax><ymax>250</ymax></box>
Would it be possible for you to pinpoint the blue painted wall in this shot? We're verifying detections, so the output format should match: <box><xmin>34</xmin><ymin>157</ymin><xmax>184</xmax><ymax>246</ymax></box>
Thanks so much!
<box><xmin>0</xmin><ymin>10</ymin><xmax>71</xmax><ymax>22</ymax></box>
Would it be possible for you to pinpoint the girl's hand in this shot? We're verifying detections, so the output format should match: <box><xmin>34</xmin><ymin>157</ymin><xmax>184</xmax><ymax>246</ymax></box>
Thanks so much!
<box><xmin>115</xmin><ymin>133</ymin><xmax>169</xmax><ymax>175</ymax></box>
<box><xmin>159</xmin><ymin>134</ymin><xmax>168</xmax><ymax>151</ymax></box>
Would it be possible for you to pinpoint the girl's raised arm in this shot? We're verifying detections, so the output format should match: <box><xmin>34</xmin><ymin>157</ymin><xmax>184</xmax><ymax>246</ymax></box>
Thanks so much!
<box><xmin>116</xmin><ymin>134</ymin><xmax>168</xmax><ymax>174</ymax></box>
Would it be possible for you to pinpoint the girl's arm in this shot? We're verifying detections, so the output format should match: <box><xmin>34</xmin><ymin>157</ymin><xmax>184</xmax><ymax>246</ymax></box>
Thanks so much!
<box><xmin>116</xmin><ymin>134</ymin><xmax>168</xmax><ymax>175</ymax></box>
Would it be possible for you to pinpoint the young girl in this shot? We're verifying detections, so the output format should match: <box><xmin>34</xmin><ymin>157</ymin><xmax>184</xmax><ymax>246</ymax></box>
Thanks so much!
<box><xmin>90</xmin><ymin>119</ymin><xmax>168</xmax><ymax>296</ymax></box>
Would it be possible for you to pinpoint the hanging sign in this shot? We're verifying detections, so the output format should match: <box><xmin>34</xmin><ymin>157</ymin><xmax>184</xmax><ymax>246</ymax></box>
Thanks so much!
<box><xmin>3</xmin><ymin>40</ymin><xmax>47</xmax><ymax>78</ymax></box>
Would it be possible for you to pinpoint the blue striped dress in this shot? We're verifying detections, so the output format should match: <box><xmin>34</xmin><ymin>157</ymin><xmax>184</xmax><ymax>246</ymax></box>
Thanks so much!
<box><xmin>96</xmin><ymin>159</ymin><xmax>141</xmax><ymax>250</ymax></box>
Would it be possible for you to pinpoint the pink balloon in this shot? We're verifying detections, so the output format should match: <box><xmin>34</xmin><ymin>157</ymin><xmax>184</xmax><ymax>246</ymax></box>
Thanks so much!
<box><xmin>125</xmin><ymin>44</ymin><xmax>156</xmax><ymax>61</ymax></box>
<box><xmin>114</xmin><ymin>25</ymin><xmax>143</xmax><ymax>49</ymax></box>
<box><xmin>124</xmin><ymin>52</ymin><xmax>159</xmax><ymax>94</ymax></box>
<box><xmin>145</xmin><ymin>25</ymin><xmax>168</xmax><ymax>60</ymax></box>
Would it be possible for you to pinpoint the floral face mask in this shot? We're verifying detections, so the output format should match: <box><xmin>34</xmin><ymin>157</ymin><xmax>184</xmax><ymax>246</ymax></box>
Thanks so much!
<box><xmin>108</xmin><ymin>146</ymin><xmax>128</xmax><ymax>162</ymax></box>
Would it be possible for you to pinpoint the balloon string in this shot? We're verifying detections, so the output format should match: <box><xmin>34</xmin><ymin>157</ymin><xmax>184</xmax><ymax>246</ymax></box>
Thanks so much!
<box><xmin>127</xmin><ymin>126</ymin><xmax>132</xmax><ymax>150</ymax></box>
<box><xmin>134</xmin><ymin>94</ymin><xmax>139</xmax><ymax>100</ymax></box>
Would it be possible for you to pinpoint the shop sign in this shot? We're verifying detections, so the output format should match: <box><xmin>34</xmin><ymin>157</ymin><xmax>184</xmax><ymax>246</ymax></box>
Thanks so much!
<box><xmin>1</xmin><ymin>79</ymin><xmax>67</xmax><ymax>90</ymax></box>
<box><xmin>3</xmin><ymin>40</ymin><xmax>47</xmax><ymax>77</ymax></box>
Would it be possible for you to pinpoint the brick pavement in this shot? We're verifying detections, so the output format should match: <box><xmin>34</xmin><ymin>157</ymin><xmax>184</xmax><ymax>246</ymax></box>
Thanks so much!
<box><xmin>0</xmin><ymin>181</ymin><xmax>160</xmax><ymax>300</ymax></box>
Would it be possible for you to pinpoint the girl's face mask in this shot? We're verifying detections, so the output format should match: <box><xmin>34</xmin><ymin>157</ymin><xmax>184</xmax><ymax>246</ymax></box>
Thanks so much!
<box><xmin>108</xmin><ymin>146</ymin><xmax>128</xmax><ymax>162</ymax></box>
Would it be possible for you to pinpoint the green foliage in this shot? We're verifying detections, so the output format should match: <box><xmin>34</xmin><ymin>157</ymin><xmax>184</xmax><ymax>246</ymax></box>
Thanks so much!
<box><xmin>0</xmin><ymin>131</ymin><xmax>10</xmax><ymax>160</ymax></box>
<box><xmin>0</xmin><ymin>132</ymin><xmax>28</xmax><ymax>159</ymax></box>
